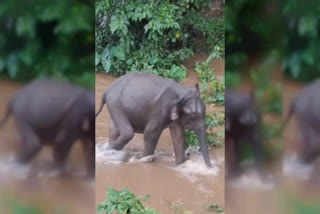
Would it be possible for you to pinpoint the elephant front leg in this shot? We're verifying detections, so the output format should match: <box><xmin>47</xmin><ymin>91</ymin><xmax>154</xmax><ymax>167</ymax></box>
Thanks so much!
<box><xmin>82</xmin><ymin>138</ymin><xmax>95</xmax><ymax>178</ymax></box>
<box><xmin>169</xmin><ymin>123</ymin><xmax>186</xmax><ymax>165</ymax></box>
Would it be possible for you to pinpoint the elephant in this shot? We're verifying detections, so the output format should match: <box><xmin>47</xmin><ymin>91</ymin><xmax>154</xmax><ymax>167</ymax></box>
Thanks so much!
<box><xmin>282</xmin><ymin>79</ymin><xmax>320</xmax><ymax>164</ymax></box>
<box><xmin>95</xmin><ymin>72</ymin><xmax>212</xmax><ymax>168</ymax></box>
<box><xmin>225</xmin><ymin>88</ymin><xmax>262</xmax><ymax>179</ymax></box>
<box><xmin>0</xmin><ymin>79</ymin><xmax>95</xmax><ymax>178</ymax></box>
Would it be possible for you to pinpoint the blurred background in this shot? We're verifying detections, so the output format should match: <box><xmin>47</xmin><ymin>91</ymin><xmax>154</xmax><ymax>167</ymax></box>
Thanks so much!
<box><xmin>0</xmin><ymin>0</ymin><xmax>95</xmax><ymax>213</ymax></box>
<box><xmin>225</xmin><ymin>0</ymin><xmax>320</xmax><ymax>213</ymax></box>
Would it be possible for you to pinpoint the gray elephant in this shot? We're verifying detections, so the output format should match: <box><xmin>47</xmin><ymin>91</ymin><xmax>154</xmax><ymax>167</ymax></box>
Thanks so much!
<box><xmin>282</xmin><ymin>79</ymin><xmax>320</xmax><ymax>164</ymax></box>
<box><xmin>95</xmin><ymin>72</ymin><xmax>212</xmax><ymax>167</ymax></box>
<box><xmin>0</xmin><ymin>79</ymin><xmax>95</xmax><ymax>178</ymax></box>
<box><xmin>225</xmin><ymin>88</ymin><xmax>262</xmax><ymax>178</ymax></box>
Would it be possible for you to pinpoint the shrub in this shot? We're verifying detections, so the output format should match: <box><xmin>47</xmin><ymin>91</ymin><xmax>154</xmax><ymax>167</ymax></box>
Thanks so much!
<box><xmin>0</xmin><ymin>0</ymin><xmax>94</xmax><ymax>88</ymax></box>
<box><xmin>95</xmin><ymin>0</ymin><xmax>225</xmax><ymax>81</ymax></box>
<box><xmin>97</xmin><ymin>188</ymin><xmax>159</xmax><ymax>214</ymax></box>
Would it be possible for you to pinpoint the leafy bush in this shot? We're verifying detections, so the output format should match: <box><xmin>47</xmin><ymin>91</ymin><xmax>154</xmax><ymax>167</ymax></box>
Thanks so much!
<box><xmin>282</xmin><ymin>1</ymin><xmax>320</xmax><ymax>82</ymax></box>
<box><xmin>194</xmin><ymin>54</ymin><xmax>225</xmax><ymax>105</ymax></box>
<box><xmin>201</xmin><ymin>76</ymin><xmax>225</xmax><ymax>105</ymax></box>
<box><xmin>97</xmin><ymin>188</ymin><xmax>159</xmax><ymax>214</ymax></box>
<box><xmin>185</xmin><ymin>112</ymin><xmax>225</xmax><ymax>147</ymax></box>
<box><xmin>95</xmin><ymin>0</ymin><xmax>225</xmax><ymax>81</ymax></box>
<box><xmin>0</xmin><ymin>0</ymin><xmax>94</xmax><ymax>88</ymax></box>
<box><xmin>207</xmin><ymin>203</ymin><xmax>224</xmax><ymax>213</ymax></box>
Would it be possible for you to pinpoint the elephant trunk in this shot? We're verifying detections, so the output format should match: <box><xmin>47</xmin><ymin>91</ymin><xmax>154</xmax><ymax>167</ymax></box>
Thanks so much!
<box><xmin>196</xmin><ymin>127</ymin><xmax>212</xmax><ymax>168</ymax></box>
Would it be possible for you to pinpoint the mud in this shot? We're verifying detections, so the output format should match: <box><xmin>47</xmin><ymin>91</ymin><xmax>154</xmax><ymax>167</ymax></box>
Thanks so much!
<box><xmin>95</xmin><ymin>56</ymin><xmax>225</xmax><ymax>213</ymax></box>
<box><xmin>0</xmin><ymin>80</ymin><xmax>95</xmax><ymax>214</ymax></box>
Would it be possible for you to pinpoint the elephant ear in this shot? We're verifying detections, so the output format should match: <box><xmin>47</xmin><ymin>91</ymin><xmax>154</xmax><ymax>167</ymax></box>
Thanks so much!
<box><xmin>155</xmin><ymin>87</ymin><xmax>182</xmax><ymax>122</ymax></box>
<box><xmin>239</xmin><ymin>110</ymin><xmax>258</xmax><ymax>126</ymax></box>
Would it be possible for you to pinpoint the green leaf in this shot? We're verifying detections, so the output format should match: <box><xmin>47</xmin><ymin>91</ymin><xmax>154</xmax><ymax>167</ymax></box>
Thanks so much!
<box><xmin>111</xmin><ymin>46</ymin><xmax>125</xmax><ymax>61</ymax></box>
<box><xmin>95</xmin><ymin>53</ymin><xmax>100</xmax><ymax>66</ymax></box>
<box><xmin>7</xmin><ymin>54</ymin><xmax>19</xmax><ymax>79</ymax></box>
<box><xmin>102</xmin><ymin>58</ymin><xmax>111</xmax><ymax>73</ymax></box>
<box><xmin>16</xmin><ymin>16</ymin><xmax>35</xmax><ymax>38</ymax></box>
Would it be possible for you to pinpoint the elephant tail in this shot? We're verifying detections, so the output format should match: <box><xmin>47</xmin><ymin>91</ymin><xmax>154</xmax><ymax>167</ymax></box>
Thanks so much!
<box><xmin>0</xmin><ymin>101</ymin><xmax>12</xmax><ymax>129</ymax></box>
<box><xmin>95</xmin><ymin>92</ymin><xmax>106</xmax><ymax>118</ymax></box>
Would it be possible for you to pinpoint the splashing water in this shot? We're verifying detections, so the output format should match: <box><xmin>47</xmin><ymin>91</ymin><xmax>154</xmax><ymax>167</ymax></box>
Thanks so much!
<box><xmin>228</xmin><ymin>169</ymin><xmax>275</xmax><ymax>190</ymax></box>
<box><xmin>0</xmin><ymin>154</ymin><xmax>32</xmax><ymax>180</ymax></box>
<box><xmin>282</xmin><ymin>153</ymin><xmax>314</xmax><ymax>180</ymax></box>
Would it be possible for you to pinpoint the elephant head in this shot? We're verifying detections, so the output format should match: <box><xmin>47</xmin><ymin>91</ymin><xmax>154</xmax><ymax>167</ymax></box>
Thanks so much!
<box><xmin>170</xmin><ymin>84</ymin><xmax>212</xmax><ymax>168</ymax></box>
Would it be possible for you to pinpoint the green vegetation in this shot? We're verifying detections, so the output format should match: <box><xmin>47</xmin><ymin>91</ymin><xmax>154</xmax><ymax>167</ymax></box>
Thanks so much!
<box><xmin>95</xmin><ymin>0</ymin><xmax>224</xmax><ymax>81</ymax></box>
<box><xmin>207</xmin><ymin>203</ymin><xmax>224</xmax><ymax>213</ymax></box>
<box><xmin>0</xmin><ymin>0</ymin><xmax>94</xmax><ymax>88</ymax></box>
<box><xmin>282</xmin><ymin>1</ymin><xmax>320</xmax><ymax>82</ymax></box>
<box><xmin>225</xmin><ymin>0</ymin><xmax>320</xmax><ymax>82</ymax></box>
<box><xmin>167</xmin><ymin>200</ymin><xmax>192</xmax><ymax>214</ymax></box>
<box><xmin>0</xmin><ymin>192</ymin><xmax>68</xmax><ymax>214</ymax></box>
<box><xmin>185</xmin><ymin>111</ymin><xmax>225</xmax><ymax>147</ymax></box>
<box><xmin>97</xmin><ymin>188</ymin><xmax>159</xmax><ymax>214</ymax></box>
<box><xmin>97</xmin><ymin>188</ymin><xmax>224</xmax><ymax>214</ymax></box>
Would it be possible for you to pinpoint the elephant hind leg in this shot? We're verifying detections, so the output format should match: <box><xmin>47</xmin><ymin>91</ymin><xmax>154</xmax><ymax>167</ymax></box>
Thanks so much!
<box><xmin>297</xmin><ymin>118</ymin><xmax>319</xmax><ymax>164</ymax></box>
<box><xmin>109</xmin><ymin>118</ymin><xmax>120</xmax><ymax>143</ymax></box>
<box><xmin>15</xmin><ymin>120</ymin><xmax>42</xmax><ymax>163</ymax></box>
<box><xmin>107</xmin><ymin>109</ymin><xmax>134</xmax><ymax>150</ymax></box>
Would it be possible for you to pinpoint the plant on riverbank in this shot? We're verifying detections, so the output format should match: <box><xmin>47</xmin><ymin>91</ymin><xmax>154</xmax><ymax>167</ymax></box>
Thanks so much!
<box><xmin>97</xmin><ymin>188</ymin><xmax>159</xmax><ymax>214</ymax></box>
<box><xmin>194</xmin><ymin>54</ymin><xmax>225</xmax><ymax>106</ymax></box>
<box><xmin>185</xmin><ymin>112</ymin><xmax>224</xmax><ymax>147</ymax></box>
<box><xmin>167</xmin><ymin>200</ymin><xmax>192</xmax><ymax>214</ymax></box>
<box><xmin>207</xmin><ymin>203</ymin><xmax>224</xmax><ymax>213</ymax></box>
<box><xmin>0</xmin><ymin>0</ymin><xmax>94</xmax><ymax>88</ymax></box>
<box><xmin>95</xmin><ymin>0</ymin><xmax>225</xmax><ymax>81</ymax></box>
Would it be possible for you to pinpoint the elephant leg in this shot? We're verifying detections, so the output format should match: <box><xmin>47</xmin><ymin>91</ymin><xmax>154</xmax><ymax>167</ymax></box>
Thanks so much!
<box><xmin>107</xmin><ymin>109</ymin><xmax>134</xmax><ymax>150</ymax></box>
<box><xmin>53</xmin><ymin>137</ymin><xmax>74</xmax><ymax>170</ymax></box>
<box><xmin>143</xmin><ymin>119</ymin><xmax>163</xmax><ymax>156</ymax></box>
<box><xmin>81</xmin><ymin>138</ymin><xmax>95</xmax><ymax>178</ymax></box>
<box><xmin>227</xmin><ymin>139</ymin><xmax>241</xmax><ymax>179</ymax></box>
<box><xmin>169</xmin><ymin>123</ymin><xmax>186</xmax><ymax>165</ymax></box>
<box><xmin>297</xmin><ymin>118</ymin><xmax>318</xmax><ymax>164</ymax></box>
<box><xmin>15</xmin><ymin>121</ymin><xmax>41</xmax><ymax>163</ymax></box>
<box><xmin>109</xmin><ymin>118</ymin><xmax>120</xmax><ymax>143</ymax></box>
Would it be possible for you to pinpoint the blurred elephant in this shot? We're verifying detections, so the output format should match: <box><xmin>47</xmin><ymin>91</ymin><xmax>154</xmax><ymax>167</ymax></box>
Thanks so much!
<box><xmin>225</xmin><ymin>88</ymin><xmax>262</xmax><ymax>179</ymax></box>
<box><xmin>0</xmin><ymin>79</ymin><xmax>95</xmax><ymax>178</ymax></box>
<box><xmin>96</xmin><ymin>72</ymin><xmax>212</xmax><ymax>167</ymax></box>
<box><xmin>283</xmin><ymin>79</ymin><xmax>320</xmax><ymax>164</ymax></box>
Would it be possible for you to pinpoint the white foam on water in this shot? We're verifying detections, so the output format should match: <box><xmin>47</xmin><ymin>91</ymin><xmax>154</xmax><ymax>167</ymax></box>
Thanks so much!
<box><xmin>95</xmin><ymin>142</ymin><xmax>132</xmax><ymax>164</ymax></box>
<box><xmin>282</xmin><ymin>153</ymin><xmax>314</xmax><ymax>180</ymax></box>
<box><xmin>175</xmin><ymin>158</ymin><xmax>220</xmax><ymax>177</ymax></box>
<box><xmin>0</xmin><ymin>154</ymin><xmax>32</xmax><ymax>180</ymax></box>
<box><xmin>228</xmin><ymin>169</ymin><xmax>275</xmax><ymax>190</ymax></box>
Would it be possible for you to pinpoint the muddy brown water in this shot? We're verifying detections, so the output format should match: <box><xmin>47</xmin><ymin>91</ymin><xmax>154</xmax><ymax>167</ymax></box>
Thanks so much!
<box><xmin>95</xmin><ymin>56</ymin><xmax>225</xmax><ymax>213</ymax></box>
<box><xmin>0</xmin><ymin>80</ymin><xmax>95</xmax><ymax>214</ymax></box>
<box><xmin>226</xmin><ymin>72</ymin><xmax>320</xmax><ymax>214</ymax></box>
